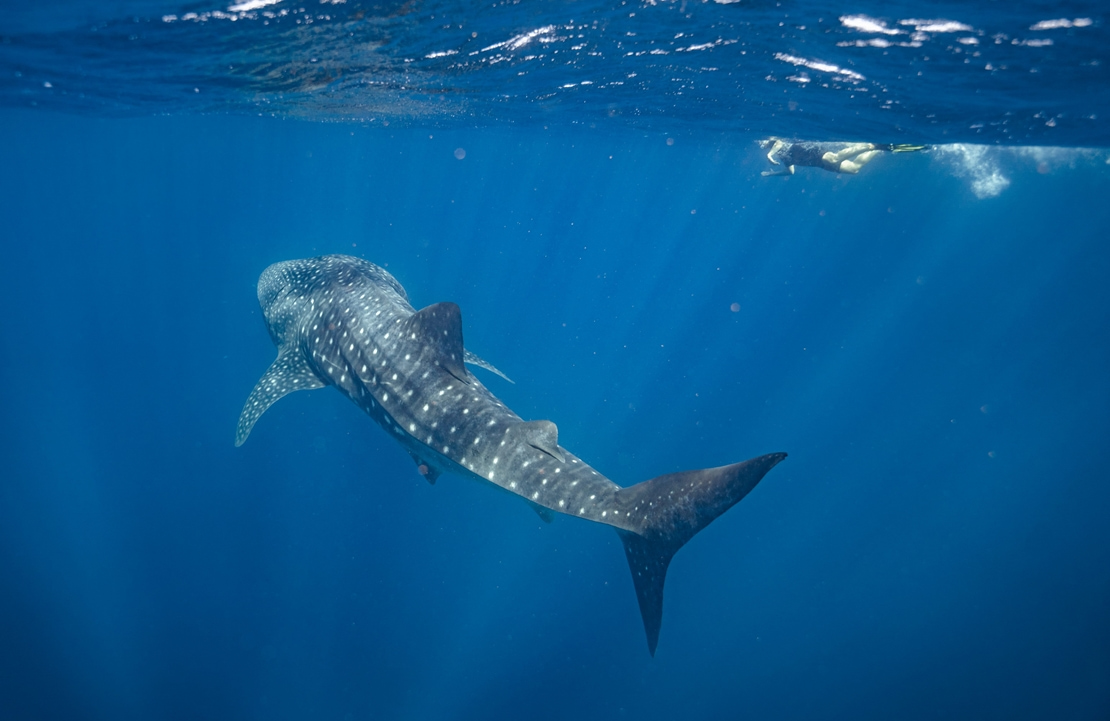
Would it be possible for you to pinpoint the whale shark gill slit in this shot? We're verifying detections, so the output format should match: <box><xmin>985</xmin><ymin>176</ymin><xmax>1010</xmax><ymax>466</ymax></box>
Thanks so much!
<box><xmin>235</xmin><ymin>254</ymin><xmax>786</xmax><ymax>655</ymax></box>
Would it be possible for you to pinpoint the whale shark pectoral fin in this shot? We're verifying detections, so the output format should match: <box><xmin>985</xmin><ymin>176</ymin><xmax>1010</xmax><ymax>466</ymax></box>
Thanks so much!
<box><xmin>235</xmin><ymin>350</ymin><xmax>327</xmax><ymax>447</ymax></box>
<box><xmin>515</xmin><ymin>420</ymin><xmax>564</xmax><ymax>463</ymax></box>
<box><xmin>526</xmin><ymin>500</ymin><xmax>555</xmax><ymax>523</ymax></box>
<box><xmin>406</xmin><ymin>302</ymin><xmax>470</xmax><ymax>384</ymax></box>
<box><xmin>463</xmin><ymin>349</ymin><xmax>514</xmax><ymax>384</ymax></box>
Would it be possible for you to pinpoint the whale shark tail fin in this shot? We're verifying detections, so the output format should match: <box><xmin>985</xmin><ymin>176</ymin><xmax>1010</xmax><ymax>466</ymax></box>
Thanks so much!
<box><xmin>614</xmin><ymin>452</ymin><xmax>786</xmax><ymax>655</ymax></box>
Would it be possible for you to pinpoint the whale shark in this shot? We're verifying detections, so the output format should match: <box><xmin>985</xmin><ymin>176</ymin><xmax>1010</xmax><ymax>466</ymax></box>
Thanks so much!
<box><xmin>236</xmin><ymin>254</ymin><xmax>785</xmax><ymax>655</ymax></box>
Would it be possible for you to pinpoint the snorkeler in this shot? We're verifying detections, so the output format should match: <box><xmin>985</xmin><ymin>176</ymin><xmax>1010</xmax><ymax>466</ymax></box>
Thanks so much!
<box><xmin>759</xmin><ymin>138</ymin><xmax>927</xmax><ymax>176</ymax></box>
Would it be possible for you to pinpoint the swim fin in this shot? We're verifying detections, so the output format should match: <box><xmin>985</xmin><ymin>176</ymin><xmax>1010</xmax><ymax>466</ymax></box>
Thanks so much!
<box><xmin>889</xmin><ymin>143</ymin><xmax>927</xmax><ymax>153</ymax></box>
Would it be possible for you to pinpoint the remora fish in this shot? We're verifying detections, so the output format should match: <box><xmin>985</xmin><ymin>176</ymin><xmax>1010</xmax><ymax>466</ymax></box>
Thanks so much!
<box><xmin>236</xmin><ymin>254</ymin><xmax>785</xmax><ymax>654</ymax></box>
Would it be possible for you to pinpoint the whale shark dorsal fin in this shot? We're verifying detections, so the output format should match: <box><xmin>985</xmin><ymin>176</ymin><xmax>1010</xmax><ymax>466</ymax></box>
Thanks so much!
<box><xmin>516</xmin><ymin>420</ymin><xmax>564</xmax><ymax>462</ymax></box>
<box><xmin>235</xmin><ymin>349</ymin><xmax>327</xmax><ymax>447</ymax></box>
<box><xmin>405</xmin><ymin>302</ymin><xmax>469</xmax><ymax>384</ymax></box>
<box><xmin>463</xmin><ymin>349</ymin><xmax>514</xmax><ymax>384</ymax></box>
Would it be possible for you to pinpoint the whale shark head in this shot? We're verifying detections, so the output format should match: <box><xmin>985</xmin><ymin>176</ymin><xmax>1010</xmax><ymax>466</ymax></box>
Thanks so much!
<box><xmin>255</xmin><ymin>257</ymin><xmax>412</xmax><ymax>347</ymax></box>
<box><xmin>255</xmin><ymin>261</ymin><xmax>301</xmax><ymax>346</ymax></box>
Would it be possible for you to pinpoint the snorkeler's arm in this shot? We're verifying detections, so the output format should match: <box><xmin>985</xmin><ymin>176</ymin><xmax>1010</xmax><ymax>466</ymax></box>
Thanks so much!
<box><xmin>761</xmin><ymin>164</ymin><xmax>795</xmax><ymax>177</ymax></box>
<box><xmin>765</xmin><ymin>139</ymin><xmax>784</xmax><ymax>165</ymax></box>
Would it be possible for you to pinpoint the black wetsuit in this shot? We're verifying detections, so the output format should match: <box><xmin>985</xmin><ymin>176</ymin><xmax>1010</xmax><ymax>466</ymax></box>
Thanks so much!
<box><xmin>774</xmin><ymin>141</ymin><xmax>857</xmax><ymax>168</ymax></box>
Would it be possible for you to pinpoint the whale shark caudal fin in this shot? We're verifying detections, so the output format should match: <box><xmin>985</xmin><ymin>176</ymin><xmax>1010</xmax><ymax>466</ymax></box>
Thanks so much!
<box><xmin>235</xmin><ymin>350</ymin><xmax>327</xmax><ymax>447</ymax></box>
<box><xmin>614</xmin><ymin>452</ymin><xmax>787</xmax><ymax>655</ymax></box>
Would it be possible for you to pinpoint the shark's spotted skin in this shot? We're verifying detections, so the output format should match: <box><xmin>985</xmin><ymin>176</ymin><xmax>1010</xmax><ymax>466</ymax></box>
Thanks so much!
<box><xmin>237</xmin><ymin>255</ymin><xmax>786</xmax><ymax>654</ymax></box>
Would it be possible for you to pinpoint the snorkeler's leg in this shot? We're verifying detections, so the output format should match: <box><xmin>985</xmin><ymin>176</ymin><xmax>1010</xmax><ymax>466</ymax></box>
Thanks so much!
<box><xmin>821</xmin><ymin>140</ymin><xmax>870</xmax><ymax>165</ymax></box>
<box><xmin>854</xmin><ymin>149</ymin><xmax>882</xmax><ymax>166</ymax></box>
<box><xmin>837</xmin><ymin>149</ymin><xmax>883</xmax><ymax>174</ymax></box>
<box><xmin>821</xmin><ymin>144</ymin><xmax>869</xmax><ymax>172</ymax></box>
<box><xmin>833</xmin><ymin>143</ymin><xmax>877</xmax><ymax>163</ymax></box>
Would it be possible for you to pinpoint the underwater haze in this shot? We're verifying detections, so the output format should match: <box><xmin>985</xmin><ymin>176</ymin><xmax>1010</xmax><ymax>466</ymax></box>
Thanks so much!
<box><xmin>1</xmin><ymin>1</ymin><xmax>1109</xmax><ymax>720</ymax></box>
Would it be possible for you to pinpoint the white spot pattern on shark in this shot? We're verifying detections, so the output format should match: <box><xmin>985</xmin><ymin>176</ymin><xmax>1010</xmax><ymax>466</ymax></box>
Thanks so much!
<box><xmin>235</xmin><ymin>254</ymin><xmax>786</xmax><ymax>655</ymax></box>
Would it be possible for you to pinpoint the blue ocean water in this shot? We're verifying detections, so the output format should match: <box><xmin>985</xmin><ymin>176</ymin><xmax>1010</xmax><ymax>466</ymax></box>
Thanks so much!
<box><xmin>1</xmin><ymin>2</ymin><xmax>1109</xmax><ymax>720</ymax></box>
